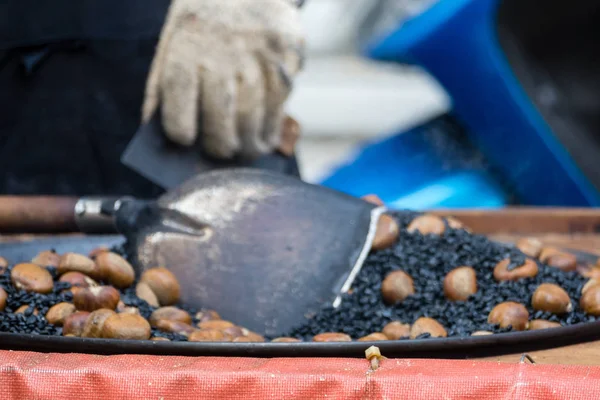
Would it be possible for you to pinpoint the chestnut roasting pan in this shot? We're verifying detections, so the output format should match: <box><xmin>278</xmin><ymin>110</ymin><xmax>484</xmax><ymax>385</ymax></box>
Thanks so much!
<box><xmin>0</xmin><ymin>208</ymin><xmax>599</xmax><ymax>359</ymax></box>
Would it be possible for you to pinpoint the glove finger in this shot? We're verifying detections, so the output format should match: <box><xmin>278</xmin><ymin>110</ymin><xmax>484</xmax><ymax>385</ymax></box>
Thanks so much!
<box><xmin>142</xmin><ymin>56</ymin><xmax>161</xmax><ymax>124</ymax></box>
<box><xmin>141</xmin><ymin>2</ymin><xmax>179</xmax><ymax>123</ymax></box>
<box><xmin>236</xmin><ymin>56</ymin><xmax>269</xmax><ymax>159</ymax></box>
<box><xmin>200</xmin><ymin>68</ymin><xmax>240</xmax><ymax>159</ymax></box>
<box><xmin>160</xmin><ymin>57</ymin><xmax>200</xmax><ymax>147</ymax></box>
<box><xmin>260</xmin><ymin>60</ymin><xmax>290</xmax><ymax>149</ymax></box>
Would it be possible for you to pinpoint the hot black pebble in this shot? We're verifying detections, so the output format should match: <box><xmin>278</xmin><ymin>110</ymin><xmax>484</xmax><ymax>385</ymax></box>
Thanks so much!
<box><xmin>282</xmin><ymin>211</ymin><xmax>591</xmax><ymax>340</ymax></box>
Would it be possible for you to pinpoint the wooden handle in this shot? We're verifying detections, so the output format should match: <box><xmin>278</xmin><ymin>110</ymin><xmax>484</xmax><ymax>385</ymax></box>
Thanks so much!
<box><xmin>0</xmin><ymin>196</ymin><xmax>79</xmax><ymax>233</ymax></box>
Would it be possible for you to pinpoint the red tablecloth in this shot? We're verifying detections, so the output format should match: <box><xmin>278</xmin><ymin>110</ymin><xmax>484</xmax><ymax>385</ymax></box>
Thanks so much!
<box><xmin>0</xmin><ymin>351</ymin><xmax>599</xmax><ymax>399</ymax></box>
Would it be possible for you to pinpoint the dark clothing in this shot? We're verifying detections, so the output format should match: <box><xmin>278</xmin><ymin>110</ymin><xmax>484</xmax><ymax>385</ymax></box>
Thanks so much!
<box><xmin>0</xmin><ymin>0</ymin><xmax>299</xmax><ymax>197</ymax></box>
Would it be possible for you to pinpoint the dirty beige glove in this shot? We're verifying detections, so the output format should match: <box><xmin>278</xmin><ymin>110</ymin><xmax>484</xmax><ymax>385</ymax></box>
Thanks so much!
<box><xmin>142</xmin><ymin>0</ymin><xmax>305</xmax><ymax>160</ymax></box>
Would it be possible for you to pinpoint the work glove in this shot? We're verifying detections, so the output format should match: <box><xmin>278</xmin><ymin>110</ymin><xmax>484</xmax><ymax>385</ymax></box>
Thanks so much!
<box><xmin>142</xmin><ymin>0</ymin><xmax>305</xmax><ymax>160</ymax></box>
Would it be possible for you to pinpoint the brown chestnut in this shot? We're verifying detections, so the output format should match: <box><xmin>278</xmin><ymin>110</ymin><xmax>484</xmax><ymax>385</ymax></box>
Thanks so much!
<box><xmin>31</xmin><ymin>250</ymin><xmax>61</xmax><ymax>267</ymax></box>
<box><xmin>443</xmin><ymin>266</ymin><xmax>477</xmax><ymax>301</ymax></box>
<box><xmin>493</xmin><ymin>258</ymin><xmax>538</xmax><ymax>281</ymax></box>
<box><xmin>358</xmin><ymin>333</ymin><xmax>388</xmax><ymax>342</ymax></box>
<box><xmin>531</xmin><ymin>283</ymin><xmax>572</xmax><ymax>315</ymax></box>
<box><xmin>195</xmin><ymin>309</ymin><xmax>221</xmax><ymax>322</ymax></box>
<box><xmin>471</xmin><ymin>331</ymin><xmax>493</xmax><ymax>336</ymax></box>
<box><xmin>381</xmin><ymin>270</ymin><xmax>415</xmax><ymax>305</ymax></box>
<box><xmin>188</xmin><ymin>329</ymin><xmax>225</xmax><ymax>342</ymax></box>
<box><xmin>58</xmin><ymin>253</ymin><xmax>101</xmax><ymax>279</ymax></box>
<box><xmin>243</xmin><ymin>331</ymin><xmax>266</xmax><ymax>342</ymax></box>
<box><xmin>582</xmin><ymin>268</ymin><xmax>600</xmax><ymax>280</ymax></box>
<box><xmin>528</xmin><ymin>320</ymin><xmax>561</xmax><ymax>330</ymax></box>
<box><xmin>135</xmin><ymin>282</ymin><xmax>160</xmax><ymax>308</ymax></box>
<box><xmin>73</xmin><ymin>286</ymin><xmax>120</xmax><ymax>312</ymax></box>
<box><xmin>140</xmin><ymin>267</ymin><xmax>180</xmax><ymax>306</ymax></box>
<box><xmin>154</xmin><ymin>319</ymin><xmax>196</xmax><ymax>337</ymax></box>
<box><xmin>516</xmin><ymin>237</ymin><xmax>543</xmax><ymax>258</ymax></box>
<box><xmin>101</xmin><ymin>313</ymin><xmax>151</xmax><ymax>340</ymax></box>
<box><xmin>382</xmin><ymin>321</ymin><xmax>410</xmax><ymax>340</ymax></box>
<box><xmin>88</xmin><ymin>247</ymin><xmax>109</xmax><ymax>259</ymax></box>
<box><xmin>95</xmin><ymin>252</ymin><xmax>135</xmax><ymax>289</ymax></box>
<box><xmin>233</xmin><ymin>334</ymin><xmax>265</xmax><ymax>343</ymax></box>
<box><xmin>407</xmin><ymin>215</ymin><xmax>445</xmax><ymax>235</ymax></box>
<box><xmin>197</xmin><ymin>320</ymin><xmax>234</xmax><ymax>331</ymax></box>
<box><xmin>409</xmin><ymin>317</ymin><xmax>447</xmax><ymax>339</ymax></box>
<box><xmin>59</xmin><ymin>271</ymin><xmax>98</xmax><ymax>294</ymax></box>
<box><xmin>361</xmin><ymin>194</ymin><xmax>384</xmax><ymax>206</ymax></box>
<box><xmin>487</xmin><ymin>302</ymin><xmax>529</xmax><ymax>331</ymax></box>
<box><xmin>0</xmin><ymin>256</ymin><xmax>8</xmax><ymax>273</ymax></box>
<box><xmin>81</xmin><ymin>309</ymin><xmax>117</xmax><ymax>338</ymax></box>
<box><xmin>116</xmin><ymin>302</ymin><xmax>140</xmax><ymax>315</ymax></box>
<box><xmin>271</xmin><ymin>337</ymin><xmax>302</xmax><ymax>343</ymax></box>
<box><xmin>222</xmin><ymin>326</ymin><xmax>245</xmax><ymax>340</ymax></box>
<box><xmin>45</xmin><ymin>302</ymin><xmax>76</xmax><ymax>326</ymax></box>
<box><xmin>149</xmin><ymin>306</ymin><xmax>192</xmax><ymax>327</ymax></box>
<box><xmin>372</xmin><ymin>214</ymin><xmax>399</xmax><ymax>251</ymax></box>
<box><xmin>15</xmin><ymin>305</ymin><xmax>38</xmax><ymax>315</ymax></box>
<box><xmin>312</xmin><ymin>332</ymin><xmax>352</xmax><ymax>342</ymax></box>
<box><xmin>580</xmin><ymin>284</ymin><xmax>600</xmax><ymax>316</ymax></box>
<box><xmin>582</xmin><ymin>279</ymin><xmax>600</xmax><ymax>295</ymax></box>
<box><xmin>62</xmin><ymin>311</ymin><xmax>90</xmax><ymax>336</ymax></box>
<box><xmin>539</xmin><ymin>247</ymin><xmax>577</xmax><ymax>272</ymax></box>
<box><xmin>151</xmin><ymin>337</ymin><xmax>171</xmax><ymax>342</ymax></box>
<box><xmin>0</xmin><ymin>287</ymin><xmax>6</xmax><ymax>311</ymax></box>
<box><xmin>446</xmin><ymin>217</ymin><xmax>469</xmax><ymax>231</ymax></box>
<box><xmin>11</xmin><ymin>263</ymin><xmax>54</xmax><ymax>294</ymax></box>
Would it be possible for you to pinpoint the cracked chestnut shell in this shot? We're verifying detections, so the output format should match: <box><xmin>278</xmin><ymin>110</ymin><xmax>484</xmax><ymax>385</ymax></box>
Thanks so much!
<box><xmin>73</xmin><ymin>286</ymin><xmax>120</xmax><ymax>312</ymax></box>
<box><xmin>493</xmin><ymin>258</ymin><xmax>538</xmax><ymax>281</ymax></box>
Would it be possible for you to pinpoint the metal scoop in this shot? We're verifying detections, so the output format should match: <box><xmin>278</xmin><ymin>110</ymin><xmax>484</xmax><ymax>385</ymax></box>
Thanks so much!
<box><xmin>0</xmin><ymin>169</ymin><xmax>384</xmax><ymax>336</ymax></box>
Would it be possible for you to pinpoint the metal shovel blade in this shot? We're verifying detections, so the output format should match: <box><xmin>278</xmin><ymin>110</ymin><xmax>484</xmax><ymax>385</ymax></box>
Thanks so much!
<box><xmin>119</xmin><ymin>168</ymin><xmax>383</xmax><ymax>337</ymax></box>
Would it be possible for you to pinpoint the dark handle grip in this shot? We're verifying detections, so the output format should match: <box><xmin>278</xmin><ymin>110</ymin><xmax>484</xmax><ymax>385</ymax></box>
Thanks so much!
<box><xmin>0</xmin><ymin>196</ymin><xmax>79</xmax><ymax>233</ymax></box>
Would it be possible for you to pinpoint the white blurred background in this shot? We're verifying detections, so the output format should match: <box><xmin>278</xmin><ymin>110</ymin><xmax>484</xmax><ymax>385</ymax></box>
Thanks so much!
<box><xmin>286</xmin><ymin>0</ymin><xmax>450</xmax><ymax>182</ymax></box>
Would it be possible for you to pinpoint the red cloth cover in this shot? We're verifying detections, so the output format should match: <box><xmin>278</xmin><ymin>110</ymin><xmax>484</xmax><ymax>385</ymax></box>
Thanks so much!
<box><xmin>0</xmin><ymin>351</ymin><xmax>598</xmax><ymax>399</ymax></box>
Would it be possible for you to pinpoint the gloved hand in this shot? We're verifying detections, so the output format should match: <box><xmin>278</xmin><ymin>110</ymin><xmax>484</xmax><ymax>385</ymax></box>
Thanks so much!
<box><xmin>142</xmin><ymin>0</ymin><xmax>305</xmax><ymax>160</ymax></box>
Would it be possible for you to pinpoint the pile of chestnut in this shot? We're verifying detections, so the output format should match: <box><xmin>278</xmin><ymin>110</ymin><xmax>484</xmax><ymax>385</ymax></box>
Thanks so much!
<box><xmin>0</xmin><ymin>249</ymin><xmax>269</xmax><ymax>342</ymax></box>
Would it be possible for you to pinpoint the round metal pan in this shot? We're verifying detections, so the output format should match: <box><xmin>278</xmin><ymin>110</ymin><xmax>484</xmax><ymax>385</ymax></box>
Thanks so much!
<box><xmin>0</xmin><ymin>235</ymin><xmax>598</xmax><ymax>359</ymax></box>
